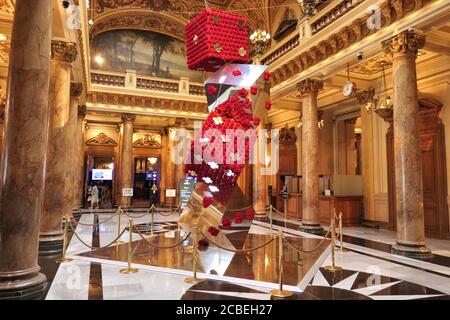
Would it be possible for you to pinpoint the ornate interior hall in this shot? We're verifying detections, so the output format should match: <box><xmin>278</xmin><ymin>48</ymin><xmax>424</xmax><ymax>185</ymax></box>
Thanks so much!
<box><xmin>0</xmin><ymin>0</ymin><xmax>449</xmax><ymax>302</ymax></box>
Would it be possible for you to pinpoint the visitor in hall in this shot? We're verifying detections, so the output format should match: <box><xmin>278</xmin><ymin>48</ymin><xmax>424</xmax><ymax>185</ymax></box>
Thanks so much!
<box><xmin>90</xmin><ymin>183</ymin><xmax>99</xmax><ymax>210</ymax></box>
<box><xmin>149</xmin><ymin>182</ymin><xmax>159</xmax><ymax>207</ymax></box>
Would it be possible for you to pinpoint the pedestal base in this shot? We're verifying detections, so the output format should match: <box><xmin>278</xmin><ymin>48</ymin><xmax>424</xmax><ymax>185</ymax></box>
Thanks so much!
<box><xmin>119</xmin><ymin>268</ymin><xmax>139</xmax><ymax>274</ymax></box>
<box><xmin>0</xmin><ymin>272</ymin><xmax>47</xmax><ymax>300</ymax></box>
<box><xmin>184</xmin><ymin>277</ymin><xmax>206</xmax><ymax>284</ymax></box>
<box><xmin>391</xmin><ymin>242</ymin><xmax>433</xmax><ymax>260</ymax></box>
<box><xmin>299</xmin><ymin>223</ymin><xmax>325</xmax><ymax>235</ymax></box>
<box><xmin>38</xmin><ymin>239</ymin><xmax>63</xmax><ymax>255</ymax></box>
<box><xmin>270</xmin><ymin>289</ymin><xmax>293</xmax><ymax>298</ymax></box>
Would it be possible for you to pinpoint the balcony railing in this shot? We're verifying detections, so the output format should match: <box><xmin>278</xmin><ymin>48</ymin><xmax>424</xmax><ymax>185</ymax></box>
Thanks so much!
<box><xmin>90</xmin><ymin>70</ymin><xmax>205</xmax><ymax>96</ymax></box>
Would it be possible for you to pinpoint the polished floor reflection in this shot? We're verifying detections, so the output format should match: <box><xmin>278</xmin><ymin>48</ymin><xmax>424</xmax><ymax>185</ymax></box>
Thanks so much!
<box><xmin>79</xmin><ymin>225</ymin><xmax>329</xmax><ymax>287</ymax></box>
<box><xmin>42</xmin><ymin>208</ymin><xmax>450</xmax><ymax>300</ymax></box>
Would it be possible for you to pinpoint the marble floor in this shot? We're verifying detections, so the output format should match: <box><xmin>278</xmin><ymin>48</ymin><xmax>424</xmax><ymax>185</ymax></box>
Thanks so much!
<box><xmin>43</xmin><ymin>209</ymin><xmax>450</xmax><ymax>300</ymax></box>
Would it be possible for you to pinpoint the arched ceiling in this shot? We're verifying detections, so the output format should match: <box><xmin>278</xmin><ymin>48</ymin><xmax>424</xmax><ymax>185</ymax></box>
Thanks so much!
<box><xmin>89</xmin><ymin>0</ymin><xmax>270</xmax><ymax>39</ymax></box>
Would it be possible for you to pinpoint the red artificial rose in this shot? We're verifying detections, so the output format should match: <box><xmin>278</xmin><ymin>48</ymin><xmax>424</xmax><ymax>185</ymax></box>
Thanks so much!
<box><xmin>250</xmin><ymin>85</ymin><xmax>258</xmax><ymax>95</ymax></box>
<box><xmin>234</xmin><ymin>211</ymin><xmax>243</xmax><ymax>224</ymax></box>
<box><xmin>239</xmin><ymin>88</ymin><xmax>248</xmax><ymax>97</ymax></box>
<box><xmin>232</xmin><ymin>69</ymin><xmax>242</xmax><ymax>77</ymax></box>
<box><xmin>263</xmin><ymin>71</ymin><xmax>271</xmax><ymax>81</ymax></box>
<box><xmin>265</xmin><ymin>100</ymin><xmax>272</xmax><ymax>110</ymax></box>
<box><xmin>253</xmin><ymin>116</ymin><xmax>260</xmax><ymax>126</ymax></box>
<box><xmin>245</xmin><ymin>208</ymin><xmax>255</xmax><ymax>221</ymax></box>
<box><xmin>203</xmin><ymin>197</ymin><xmax>213</xmax><ymax>208</ymax></box>
<box><xmin>207</xmin><ymin>85</ymin><xmax>218</xmax><ymax>95</ymax></box>
<box><xmin>222</xmin><ymin>215</ymin><xmax>232</xmax><ymax>229</ymax></box>
<box><xmin>198</xmin><ymin>238</ymin><xmax>209</xmax><ymax>250</ymax></box>
<box><xmin>208</xmin><ymin>226</ymin><xmax>220</xmax><ymax>237</ymax></box>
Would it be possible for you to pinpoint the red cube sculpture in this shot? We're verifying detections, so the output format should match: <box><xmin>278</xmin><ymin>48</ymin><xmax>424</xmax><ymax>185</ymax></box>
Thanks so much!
<box><xmin>185</xmin><ymin>8</ymin><xmax>249</xmax><ymax>72</ymax></box>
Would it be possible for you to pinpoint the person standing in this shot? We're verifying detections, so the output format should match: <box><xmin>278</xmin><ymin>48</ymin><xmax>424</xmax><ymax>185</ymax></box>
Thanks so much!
<box><xmin>91</xmin><ymin>183</ymin><xmax>99</xmax><ymax>209</ymax></box>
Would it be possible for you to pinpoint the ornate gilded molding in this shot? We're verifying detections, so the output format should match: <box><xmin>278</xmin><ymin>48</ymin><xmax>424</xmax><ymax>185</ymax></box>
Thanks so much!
<box><xmin>0</xmin><ymin>42</ymin><xmax>10</xmax><ymax>65</ymax></box>
<box><xmin>270</xmin><ymin>0</ymin><xmax>429</xmax><ymax>86</ymax></box>
<box><xmin>86</xmin><ymin>132</ymin><xmax>118</xmax><ymax>146</ymax></box>
<box><xmin>356</xmin><ymin>87</ymin><xmax>375</xmax><ymax>105</ymax></box>
<box><xmin>0</xmin><ymin>0</ymin><xmax>14</xmax><ymax>15</ymax></box>
<box><xmin>90</xmin><ymin>12</ymin><xmax>186</xmax><ymax>40</ymax></box>
<box><xmin>297</xmin><ymin>79</ymin><xmax>324</xmax><ymax>96</ymax></box>
<box><xmin>279</xmin><ymin>125</ymin><xmax>297</xmax><ymax>145</ymax></box>
<box><xmin>51</xmin><ymin>40</ymin><xmax>78</xmax><ymax>63</ymax></box>
<box><xmin>132</xmin><ymin>134</ymin><xmax>161</xmax><ymax>149</ymax></box>
<box><xmin>382</xmin><ymin>30</ymin><xmax>426</xmax><ymax>56</ymax></box>
<box><xmin>70</xmin><ymin>82</ymin><xmax>83</xmax><ymax>98</ymax></box>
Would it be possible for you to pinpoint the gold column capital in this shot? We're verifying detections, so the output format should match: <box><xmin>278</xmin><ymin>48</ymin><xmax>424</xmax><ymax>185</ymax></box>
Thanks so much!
<box><xmin>51</xmin><ymin>40</ymin><xmax>78</xmax><ymax>63</ymax></box>
<box><xmin>382</xmin><ymin>30</ymin><xmax>425</xmax><ymax>57</ymax></box>
<box><xmin>121</xmin><ymin>113</ymin><xmax>136</xmax><ymax>123</ymax></box>
<box><xmin>297</xmin><ymin>79</ymin><xmax>324</xmax><ymax>96</ymax></box>
<box><xmin>70</xmin><ymin>82</ymin><xmax>83</xmax><ymax>98</ymax></box>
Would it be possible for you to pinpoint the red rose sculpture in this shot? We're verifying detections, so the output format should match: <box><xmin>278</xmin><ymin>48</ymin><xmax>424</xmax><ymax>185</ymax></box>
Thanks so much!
<box><xmin>186</xmin><ymin>8</ymin><xmax>249</xmax><ymax>72</ymax></box>
<box><xmin>263</xmin><ymin>71</ymin><xmax>271</xmax><ymax>81</ymax></box>
<box><xmin>207</xmin><ymin>85</ymin><xmax>218</xmax><ymax>95</ymax></box>
<box><xmin>265</xmin><ymin>100</ymin><xmax>272</xmax><ymax>110</ymax></box>
<box><xmin>232</xmin><ymin>69</ymin><xmax>242</xmax><ymax>77</ymax></box>
<box><xmin>208</xmin><ymin>226</ymin><xmax>220</xmax><ymax>237</ymax></box>
<box><xmin>222</xmin><ymin>216</ymin><xmax>232</xmax><ymax>229</ymax></box>
<box><xmin>245</xmin><ymin>208</ymin><xmax>255</xmax><ymax>221</ymax></box>
<box><xmin>250</xmin><ymin>85</ymin><xmax>258</xmax><ymax>95</ymax></box>
<box><xmin>234</xmin><ymin>211</ymin><xmax>243</xmax><ymax>224</ymax></box>
<box><xmin>253</xmin><ymin>116</ymin><xmax>260</xmax><ymax>126</ymax></box>
<box><xmin>198</xmin><ymin>238</ymin><xmax>209</xmax><ymax>250</ymax></box>
<box><xmin>203</xmin><ymin>197</ymin><xmax>213</xmax><ymax>208</ymax></box>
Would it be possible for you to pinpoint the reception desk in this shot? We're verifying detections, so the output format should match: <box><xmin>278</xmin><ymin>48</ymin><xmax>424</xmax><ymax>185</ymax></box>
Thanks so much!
<box><xmin>276</xmin><ymin>193</ymin><xmax>362</xmax><ymax>227</ymax></box>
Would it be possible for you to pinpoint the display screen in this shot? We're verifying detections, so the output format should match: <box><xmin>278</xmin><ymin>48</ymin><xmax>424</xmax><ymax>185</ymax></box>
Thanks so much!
<box><xmin>92</xmin><ymin>169</ymin><xmax>113</xmax><ymax>181</ymax></box>
<box><xmin>146</xmin><ymin>170</ymin><xmax>158</xmax><ymax>181</ymax></box>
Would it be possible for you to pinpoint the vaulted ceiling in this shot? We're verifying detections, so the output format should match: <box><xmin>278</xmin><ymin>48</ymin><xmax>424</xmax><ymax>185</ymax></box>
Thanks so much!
<box><xmin>89</xmin><ymin>0</ymin><xmax>279</xmax><ymax>40</ymax></box>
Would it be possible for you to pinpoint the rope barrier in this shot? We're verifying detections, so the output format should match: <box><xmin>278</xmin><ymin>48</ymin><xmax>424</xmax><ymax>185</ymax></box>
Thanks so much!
<box><xmin>200</xmin><ymin>230</ymin><xmax>276</xmax><ymax>253</ymax></box>
<box><xmin>157</xmin><ymin>205</ymin><xmax>181</xmax><ymax>217</ymax></box>
<box><xmin>136</xmin><ymin>228</ymin><xmax>192</xmax><ymax>249</ymax></box>
<box><xmin>75</xmin><ymin>208</ymin><xmax>121</xmax><ymax>227</ymax></box>
<box><xmin>68</xmin><ymin>221</ymin><xmax>128</xmax><ymax>250</ymax></box>
<box><xmin>282</xmin><ymin>225</ymin><xmax>332</xmax><ymax>254</ymax></box>
<box><xmin>122</xmin><ymin>207</ymin><xmax>153</xmax><ymax>219</ymax></box>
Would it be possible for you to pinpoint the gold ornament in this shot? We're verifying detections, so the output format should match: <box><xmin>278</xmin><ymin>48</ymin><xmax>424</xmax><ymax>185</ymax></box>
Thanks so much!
<box><xmin>215</xmin><ymin>43</ymin><xmax>222</xmax><ymax>53</ymax></box>
<box><xmin>193</xmin><ymin>35</ymin><xmax>199</xmax><ymax>45</ymax></box>
<box><xmin>239</xmin><ymin>47</ymin><xmax>247</xmax><ymax>57</ymax></box>
<box><xmin>212</xmin><ymin>15</ymin><xmax>220</xmax><ymax>24</ymax></box>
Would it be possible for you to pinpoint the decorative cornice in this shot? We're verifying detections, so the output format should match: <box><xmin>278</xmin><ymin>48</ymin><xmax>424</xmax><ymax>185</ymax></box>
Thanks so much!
<box><xmin>51</xmin><ymin>40</ymin><xmax>78</xmax><ymax>63</ymax></box>
<box><xmin>382</xmin><ymin>30</ymin><xmax>426</xmax><ymax>57</ymax></box>
<box><xmin>70</xmin><ymin>82</ymin><xmax>83</xmax><ymax>98</ymax></box>
<box><xmin>297</xmin><ymin>79</ymin><xmax>323</xmax><ymax>96</ymax></box>
<box><xmin>270</xmin><ymin>0</ymin><xmax>428</xmax><ymax>86</ymax></box>
<box><xmin>356</xmin><ymin>87</ymin><xmax>376</xmax><ymax>105</ymax></box>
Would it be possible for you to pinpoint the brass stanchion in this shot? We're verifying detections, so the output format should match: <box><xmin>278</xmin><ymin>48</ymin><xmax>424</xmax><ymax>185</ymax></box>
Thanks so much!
<box><xmin>115</xmin><ymin>207</ymin><xmax>125</xmax><ymax>245</ymax></box>
<box><xmin>151</xmin><ymin>205</ymin><xmax>155</xmax><ymax>237</ymax></box>
<box><xmin>120</xmin><ymin>219</ymin><xmax>139</xmax><ymax>274</ymax></box>
<box><xmin>269</xmin><ymin>205</ymin><xmax>273</xmax><ymax>234</ymax></box>
<box><xmin>56</xmin><ymin>216</ymin><xmax>73</xmax><ymax>263</ymax></box>
<box><xmin>338</xmin><ymin>211</ymin><xmax>348</xmax><ymax>253</ymax></box>
<box><xmin>185</xmin><ymin>225</ymin><xmax>205</xmax><ymax>284</ymax></box>
<box><xmin>323</xmin><ymin>214</ymin><xmax>343</xmax><ymax>272</ymax></box>
<box><xmin>270</xmin><ymin>230</ymin><xmax>293</xmax><ymax>298</ymax></box>
<box><xmin>283</xmin><ymin>198</ymin><xmax>287</xmax><ymax>230</ymax></box>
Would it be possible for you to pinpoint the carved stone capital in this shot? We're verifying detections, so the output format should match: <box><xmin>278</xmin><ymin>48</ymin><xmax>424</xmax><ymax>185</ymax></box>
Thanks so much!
<box><xmin>121</xmin><ymin>113</ymin><xmax>136</xmax><ymax>122</ymax></box>
<box><xmin>382</xmin><ymin>30</ymin><xmax>425</xmax><ymax>57</ymax></box>
<box><xmin>78</xmin><ymin>105</ymin><xmax>87</xmax><ymax>118</ymax></box>
<box><xmin>356</xmin><ymin>87</ymin><xmax>375</xmax><ymax>105</ymax></box>
<box><xmin>70</xmin><ymin>82</ymin><xmax>83</xmax><ymax>98</ymax></box>
<box><xmin>51</xmin><ymin>40</ymin><xmax>78</xmax><ymax>63</ymax></box>
<box><xmin>297</xmin><ymin>79</ymin><xmax>324</xmax><ymax>96</ymax></box>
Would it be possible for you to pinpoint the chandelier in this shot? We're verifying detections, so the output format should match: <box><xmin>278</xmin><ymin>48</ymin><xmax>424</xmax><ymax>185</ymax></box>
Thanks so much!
<box><xmin>365</xmin><ymin>61</ymin><xmax>392</xmax><ymax>114</ymax></box>
<box><xmin>250</xmin><ymin>30</ymin><xmax>271</xmax><ymax>56</ymax></box>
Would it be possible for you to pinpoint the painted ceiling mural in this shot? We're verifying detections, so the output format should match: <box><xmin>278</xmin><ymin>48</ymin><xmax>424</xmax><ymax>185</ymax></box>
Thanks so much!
<box><xmin>91</xmin><ymin>29</ymin><xmax>204</xmax><ymax>82</ymax></box>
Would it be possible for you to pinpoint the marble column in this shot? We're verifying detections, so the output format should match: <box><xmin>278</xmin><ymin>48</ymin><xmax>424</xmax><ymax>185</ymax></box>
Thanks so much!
<box><xmin>252</xmin><ymin>78</ymin><xmax>270</xmax><ymax>216</ymax></box>
<box><xmin>39</xmin><ymin>40</ymin><xmax>77</xmax><ymax>253</ymax></box>
<box><xmin>382</xmin><ymin>30</ymin><xmax>431</xmax><ymax>258</ymax></box>
<box><xmin>75</xmin><ymin>106</ymin><xmax>86</xmax><ymax>208</ymax></box>
<box><xmin>119</xmin><ymin>114</ymin><xmax>135</xmax><ymax>207</ymax></box>
<box><xmin>67</xmin><ymin>83</ymin><xmax>83</xmax><ymax>213</ymax></box>
<box><xmin>0</xmin><ymin>0</ymin><xmax>52</xmax><ymax>299</ymax></box>
<box><xmin>165</xmin><ymin>127</ymin><xmax>177</xmax><ymax>206</ymax></box>
<box><xmin>298</xmin><ymin>79</ymin><xmax>324</xmax><ymax>234</ymax></box>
